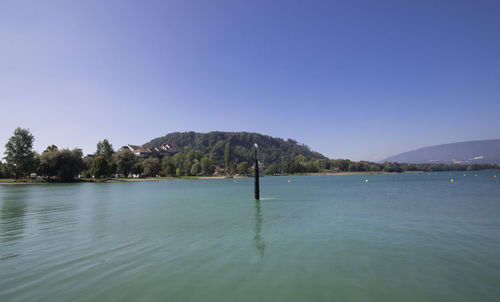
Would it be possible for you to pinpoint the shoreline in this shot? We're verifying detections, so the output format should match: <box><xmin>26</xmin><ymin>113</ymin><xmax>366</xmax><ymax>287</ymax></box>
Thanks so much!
<box><xmin>0</xmin><ymin>176</ymin><xmax>229</xmax><ymax>185</ymax></box>
<box><xmin>1</xmin><ymin>170</ymin><xmax>498</xmax><ymax>185</ymax></box>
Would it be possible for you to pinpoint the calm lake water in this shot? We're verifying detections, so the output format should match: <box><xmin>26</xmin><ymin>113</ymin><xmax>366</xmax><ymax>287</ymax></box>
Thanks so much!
<box><xmin>1</xmin><ymin>172</ymin><xmax>499</xmax><ymax>301</ymax></box>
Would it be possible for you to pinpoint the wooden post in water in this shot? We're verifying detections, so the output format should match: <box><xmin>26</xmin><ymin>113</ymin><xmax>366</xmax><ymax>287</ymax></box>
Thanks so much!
<box><xmin>254</xmin><ymin>144</ymin><xmax>260</xmax><ymax>200</ymax></box>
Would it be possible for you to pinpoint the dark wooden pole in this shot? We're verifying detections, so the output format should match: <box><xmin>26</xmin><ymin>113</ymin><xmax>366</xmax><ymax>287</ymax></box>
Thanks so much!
<box><xmin>254</xmin><ymin>144</ymin><xmax>260</xmax><ymax>200</ymax></box>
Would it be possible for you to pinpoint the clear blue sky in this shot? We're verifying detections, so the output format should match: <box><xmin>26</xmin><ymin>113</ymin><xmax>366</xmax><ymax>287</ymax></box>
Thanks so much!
<box><xmin>1</xmin><ymin>0</ymin><xmax>499</xmax><ymax>161</ymax></box>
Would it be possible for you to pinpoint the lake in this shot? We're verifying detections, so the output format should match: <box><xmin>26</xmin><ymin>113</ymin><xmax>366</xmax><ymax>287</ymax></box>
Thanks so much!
<box><xmin>1</xmin><ymin>172</ymin><xmax>499</xmax><ymax>301</ymax></box>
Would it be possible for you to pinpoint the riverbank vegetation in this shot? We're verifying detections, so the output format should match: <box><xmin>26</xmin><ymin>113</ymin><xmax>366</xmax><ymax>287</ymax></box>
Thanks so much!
<box><xmin>1</xmin><ymin>128</ymin><xmax>498</xmax><ymax>182</ymax></box>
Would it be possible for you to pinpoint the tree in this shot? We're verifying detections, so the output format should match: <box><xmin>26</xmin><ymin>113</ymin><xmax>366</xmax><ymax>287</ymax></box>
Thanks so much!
<box><xmin>224</xmin><ymin>141</ymin><xmax>232</xmax><ymax>172</ymax></box>
<box><xmin>281</xmin><ymin>160</ymin><xmax>291</xmax><ymax>174</ymax></box>
<box><xmin>143</xmin><ymin>157</ymin><xmax>161</xmax><ymax>177</ymax></box>
<box><xmin>315</xmin><ymin>159</ymin><xmax>329</xmax><ymax>170</ymax></box>
<box><xmin>131</xmin><ymin>158</ymin><xmax>144</xmax><ymax>176</ymax></box>
<box><xmin>161</xmin><ymin>156</ymin><xmax>175</xmax><ymax>176</ymax></box>
<box><xmin>237</xmin><ymin>161</ymin><xmax>249</xmax><ymax>175</ymax></box>
<box><xmin>200</xmin><ymin>156</ymin><xmax>214</xmax><ymax>176</ymax></box>
<box><xmin>44</xmin><ymin>145</ymin><xmax>58</xmax><ymax>153</ymax></box>
<box><xmin>80</xmin><ymin>155</ymin><xmax>94</xmax><ymax>178</ymax></box>
<box><xmin>114</xmin><ymin>149</ymin><xmax>138</xmax><ymax>177</ymax></box>
<box><xmin>265</xmin><ymin>162</ymin><xmax>280</xmax><ymax>175</ymax></box>
<box><xmin>1</xmin><ymin>161</ymin><xmax>12</xmax><ymax>178</ymax></box>
<box><xmin>59</xmin><ymin>149</ymin><xmax>84</xmax><ymax>181</ymax></box>
<box><xmin>90</xmin><ymin>155</ymin><xmax>109</xmax><ymax>178</ymax></box>
<box><xmin>38</xmin><ymin>147</ymin><xmax>59</xmax><ymax>177</ymax></box>
<box><xmin>330</xmin><ymin>159</ymin><xmax>350</xmax><ymax>172</ymax></box>
<box><xmin>95</xmin><ymin>139</ymin><xmax>115</xmax><ymax>175</ymax></box>
<box><xmin>293</xmin><ymin>154</ymin><xmax>306</xmax><ymax>173</ymax></box>
<box><xmin>3</xmin><ymin>127</ymin><xmax>38</xmax><ymax>178</ymax></box>
<box><xmin>190</xmin><ymin>161</ymin><xmax>201</xmax><ymax>176</ymax></box>
<box><xmin>39</xmin><ymin>148</ymin><xmax>84</xmax><ymax>181</ymax></box>
<box><xmin>95</xmin><ymin>139</ymin><xmax>114</xmax><ymax>160</ymax></box>
<box><xmin>382</xmin><ymin>161</ymin><xmax>403</xmax><ymax>173</ymax></box>
<box><xmin>183</xmin><ymin>158</ymin><xmax>192</xmax><ymax>175</ymax></box>
<box><xmin>186</xmin><ymin>149</ymin><xmax>196</xmax><ymax>163</ymax></box>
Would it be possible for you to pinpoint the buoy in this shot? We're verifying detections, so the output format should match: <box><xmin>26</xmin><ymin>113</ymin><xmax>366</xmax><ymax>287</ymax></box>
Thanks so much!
<box><xmin>463</xmin><ymin>174</ymin><xmax>466</xmax><ymax>176</ymax></box>
<box><xmin>365</xmin><ymin>179</ymin><xmax>369</xmax><ymax>183</ymax></box>
<box><xmin>288</xmin><ymin>179</ymin><xmax>291</xmax><ymax>183</ymax></box>
<box><xmin>450</xmin><ymin>179</ymin><xmax>454</xmax><ymax>183</ymax></box>
<box><xmin>475</xmin><ymin>174</ymin><xmax>478</xmax><ymax>177</ymax></box>
<box><xmin>234</xmin><ymin>180</ymin><xmax>237</xmax><ymax>183</ymax></box>
<box><xmin>494</xmin><ymin>175</ymin><xmax>496</xmax><ymax>178</ymax></box>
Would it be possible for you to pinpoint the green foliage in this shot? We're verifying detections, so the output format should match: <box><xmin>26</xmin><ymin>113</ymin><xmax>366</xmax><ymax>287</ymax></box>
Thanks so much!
<box><xmin>143</xmin><ymin>157</ymin><xmax>161</xmax><ymax>177</ymax></box>
<box><xmin>2</xmin><ymin>129</ymin><xmax>499</xmax><ymax>180</ymax></box>
<box><xmin>39</xmin><ymin>146</ymin><xmax>59</xmax><ymax>176</ymax></box>
<box><xmin>95</xmin><ymin>139</ymin><xmax>114</xmax><ymax>160</ymax></box>
<box><xmin>132</xmin><ymin>159</ymin><xmax>144</xmax><ymax>175</ymax></box>
<box><xmin>142</xmin><ymin>131</ymin><xmax>326</xmax><ymax>168</ymax></box>
<box><xmin>3</xmin><ymin>127</ymin><xmax>38</xmax><ymax>178</ymax></box>
<box><xmin>224</xmin><ymin>141</ymin><xmax>232</xmax><ymax>170</ymax></box>
<box><xmin>265</xmin><ymin>162</ymin><xmax>280</xmax><ymax>175</ymax></box>
<box><xmin>44</xmin><ymin>145</ymin><xmax>58</xmax><ymax>153</ymax></box>
<box><xmin>157</xmin><ymin>148</ymin><xmax>217</xmax><ymax>177</ymax></box>
<box><xmin>141</xmin><ymin>131</ymin><xmax>334</xmax><ymax>176</ymax></box>
<box><xmin>161</xmin><ymin>156</ymin><xmax>175</xmax><ymax>176</ymax></box>
<box><xmin>0</xmin><ymin>162</ymin><xmax>12</xmax><ymax>178</ymax></box>
<box><xmin>39</xmin><ymin>148</ymin><xmax>84</xmax><ymax>181</ymax></box>
<box><xmin>80</xmin><ymin>155</ymin><xmax>94</xmax><ymax>177</ymax></box>
<box><xmin>200</xmin><ymin>156</ymin><xmax>214</xmax><ymax>176</ymax></box>
<box><xmin>114</xmin><ymin>149</ymin><xmax>138</xmax><ymax>177</ymax></box>
<box><xmin>90</xmin><ymin>156</ymin><xmax>109</xmax><ymax>178</ymax></box>
<box><xmin>382</xmin><ymin>161</ymin><xmax>403</xmax><ymax>172</ymax></box>
<box><xmin>330</xmin><ymin>159</ymin><xmax>350</xmax><ymax>171</ymax></box>
<box><xmin>237</xmin><ymin>161</ymin><xmax>249</xmax><ymax>175</ymax></box>
<box><xmin>190</xmin><ymin>161</ymin><xmax>201</xmax><ymax>176</ymax></box>
<box><xmin>182</xmin><ymin>158</ymin><xmax>191</xmax><ymax>175</ymax></box>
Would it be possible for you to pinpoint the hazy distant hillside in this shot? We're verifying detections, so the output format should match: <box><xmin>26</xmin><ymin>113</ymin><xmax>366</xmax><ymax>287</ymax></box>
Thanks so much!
<box><xmin>383</xmin><ymin>139</ymin><xmax>500</xmax><ymax>164</ymax></box>
<box><xmin>143</xmin><ymin>131</ymin><xmax>326</xmax><ymax>166</ymax></box>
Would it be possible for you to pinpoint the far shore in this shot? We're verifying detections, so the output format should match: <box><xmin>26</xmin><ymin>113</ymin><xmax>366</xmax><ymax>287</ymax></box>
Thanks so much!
<box><xmin>291</xmin><ymin>171</ymin><xmax>423</xmax><ymax>176</ymax></box>
<box><xmin>0</xmin><ymin>176</ymin><xmax>229</xmax><ymax>185</ymax></box>
<box><xmin>5</xmin><ymin>170</ymin><xmax>493</xmax><ymax>186</ymax></box>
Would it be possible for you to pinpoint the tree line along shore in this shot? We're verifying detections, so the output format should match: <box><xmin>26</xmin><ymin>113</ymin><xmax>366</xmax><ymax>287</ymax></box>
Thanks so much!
<box><xmin>1</xmin><ymin>127</ymin><xmax>498</xmax><ymax>183</ymax></box>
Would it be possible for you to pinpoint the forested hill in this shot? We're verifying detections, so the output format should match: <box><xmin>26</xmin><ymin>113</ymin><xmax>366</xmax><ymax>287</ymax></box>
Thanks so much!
<box><xmin>142</xmin><ymin>131</ymin><xmax>326</xmax><ymax>166</ymax></box>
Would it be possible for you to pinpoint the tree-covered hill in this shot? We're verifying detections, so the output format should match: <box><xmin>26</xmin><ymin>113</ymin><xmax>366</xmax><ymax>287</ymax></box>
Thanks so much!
<box><xmin>142</xmin><ymin>131</ymin><xmax>326</xmax><ymax>166</ymax></box>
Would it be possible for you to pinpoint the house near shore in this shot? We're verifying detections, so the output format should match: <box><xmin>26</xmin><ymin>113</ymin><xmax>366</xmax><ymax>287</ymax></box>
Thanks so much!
<box><xmin>119</xmin><ymin>144</ymin><xmax>181</xmax><ymax>158</ymax></box>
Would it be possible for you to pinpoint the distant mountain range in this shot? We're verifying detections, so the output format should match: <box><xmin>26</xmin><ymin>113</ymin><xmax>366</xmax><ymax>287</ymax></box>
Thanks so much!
<box><xmin>383</xmin><ymin>139</ymin><xmax>500</xmax><ymax>164</ymax></box>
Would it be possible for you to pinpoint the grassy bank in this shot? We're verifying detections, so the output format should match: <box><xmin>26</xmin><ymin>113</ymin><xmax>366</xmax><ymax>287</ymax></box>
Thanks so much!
<box><xmin>0</xmin><ymin>178</ymin><xmax>16</xmax><ymax>183</ymax></box>
<box><xmin>0</xmin><ymin>178</ymin><xmax>49</xmax><ymax>185</ymax></box>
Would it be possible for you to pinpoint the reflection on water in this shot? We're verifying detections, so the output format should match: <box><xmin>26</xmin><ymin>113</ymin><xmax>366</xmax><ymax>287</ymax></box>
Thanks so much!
<box><xmin>89</xmin><ymin>185</ymin><xmax>110</xmax><ymax>240</ymax></box>
<box><xmin>253</xmin><ymin>201</ymin><xmax>265</xmax><ymax>257</ymax></box>
<box><xmin>0</xmin><ymin>191</ymin><xmax>27</xmax><ymax>243</ymax></box>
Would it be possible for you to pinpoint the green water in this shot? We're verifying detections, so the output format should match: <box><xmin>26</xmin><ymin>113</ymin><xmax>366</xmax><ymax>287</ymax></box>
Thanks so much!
<box><xmin>1</xmin><ymin>172</ymin><xmax>499</xmax><ymax>301</ymax></box>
